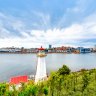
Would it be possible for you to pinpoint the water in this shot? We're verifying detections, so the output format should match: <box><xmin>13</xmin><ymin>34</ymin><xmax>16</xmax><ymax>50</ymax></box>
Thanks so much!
<box><xmin>0</xmin><ymin>53</ymin><xmax>96</xmax><ymax>82</ymax></box>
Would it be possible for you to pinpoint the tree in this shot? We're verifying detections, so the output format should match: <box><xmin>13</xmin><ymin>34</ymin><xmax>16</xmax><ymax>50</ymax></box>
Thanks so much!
<box><xmin>30</xmin><ymin>85</ymin><xmax>38</xmax><ymax>96</ymax></box>
<box><xmin>0</xmin><ymin>83</ymin><xmax>7</xmax><ymax>95</ymax></box>
<box><xmin>6</xmin><ymin>90</ymin><xmax>14</xmax><ymax>96</ymax></box>
<box><xmin>82</xmin><ymin>72</ymin><xmax>89</xmax><ymax>93</ymax></box>
<box><xmin>48</xmin><ymin>72</ymin><xmax>56</xmax><ymax>96</ymax></box>
<box><xmin>43</xmin><ymin>86</ymin><xmax>48</xmax><ymax>96</ymax></box>
<box><xmin>57</xmin><ymin>65</ymin><xmax>70</xmax><ymax>75</ymax></box>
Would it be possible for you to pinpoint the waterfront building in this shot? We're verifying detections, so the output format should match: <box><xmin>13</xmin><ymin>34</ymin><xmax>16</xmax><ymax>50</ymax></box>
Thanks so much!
<box><xmin>35</xmin><ymin>46</ymin><xmax>47</xmax><ymax>83</ymax></box>
<box><xmin>55</xmin><ymin>46</ymin><xmax>69</xmax><ymax>53</ymax></box>
<box><xmin>66</xmin><ymin>47</ymin><xmax>72</xmax><ymax>53</ymax></box>
<box><xmin>26</xmin><ymin>48</ymin><xmax>38</xmax><ymax>53</ymax></box>
<box><xmin>0</xmin><ymin>47</ymin><xmax>21</xmax><ymax>53</ymax></box>
<box><xmin>77</xmin><ymin>47</ymin><xmax>91</xmax><ymax>53</ymax></box>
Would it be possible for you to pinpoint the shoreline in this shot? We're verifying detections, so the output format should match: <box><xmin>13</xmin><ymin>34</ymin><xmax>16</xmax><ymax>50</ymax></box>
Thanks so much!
<box><xmin>0</xmin><ymin>52</ymin><xmax>95</xmax><ymax>54</ymax></box>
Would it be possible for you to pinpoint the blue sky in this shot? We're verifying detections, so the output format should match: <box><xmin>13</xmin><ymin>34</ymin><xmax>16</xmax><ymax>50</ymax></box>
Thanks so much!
<box><xmin>0</xmin><ymin>0</ymin><xmax>96</xmax><ymax>48</ymax></box>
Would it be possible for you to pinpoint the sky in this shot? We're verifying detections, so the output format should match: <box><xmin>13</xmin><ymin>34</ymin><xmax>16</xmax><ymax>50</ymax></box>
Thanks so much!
<box><xmin>0</xmin><ymin>0</ymin><xmax>96</xmax><ymax>48</ymax></box>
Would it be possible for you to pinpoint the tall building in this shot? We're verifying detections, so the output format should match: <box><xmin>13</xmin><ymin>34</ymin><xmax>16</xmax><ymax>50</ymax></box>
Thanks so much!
<box><xmin>49</xmin><ymin>45</ymin><xmax>52</xmax><ymax>49</ymax></box>
<box><xmin>35</xmin><ymin>46</ymin><xmax>47</xmax><ymax>83</ymax></box>
<box><xmin>94</xmin><ymin>45</ymin><xmax>96</xmax><ymax>52</ymax></box>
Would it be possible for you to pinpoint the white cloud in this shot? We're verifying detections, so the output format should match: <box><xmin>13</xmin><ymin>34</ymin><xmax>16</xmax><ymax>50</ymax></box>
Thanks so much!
<box><xmin>32</xmin><ymin>11</ymin><xmax>51</xmax><ymax>29</ymax></box>
<box><xmin>0</xmin><ymin>11</ymin><xmax>96</xmax><ymax>48</ymax></box>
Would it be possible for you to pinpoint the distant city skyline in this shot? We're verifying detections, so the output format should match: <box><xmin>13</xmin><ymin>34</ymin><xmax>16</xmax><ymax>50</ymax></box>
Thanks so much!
<box><xmin>0</xmin><ymin>0</ymin><xmax>96</xmax><ymax>48</ymax></box>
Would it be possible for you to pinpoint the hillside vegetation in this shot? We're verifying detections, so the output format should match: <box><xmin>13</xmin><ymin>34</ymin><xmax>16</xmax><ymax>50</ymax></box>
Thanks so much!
<box><xmin>0</xmin><ymin>65</ymin><xmax>96</xmax><ymax>96</ymax></box>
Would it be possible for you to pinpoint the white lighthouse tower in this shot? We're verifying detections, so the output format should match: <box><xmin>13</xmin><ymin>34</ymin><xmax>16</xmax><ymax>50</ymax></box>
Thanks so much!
<box><xmin>35</xmin><ymin>46</ymin><xmax>47</xmax><ymax>83</ymax></box>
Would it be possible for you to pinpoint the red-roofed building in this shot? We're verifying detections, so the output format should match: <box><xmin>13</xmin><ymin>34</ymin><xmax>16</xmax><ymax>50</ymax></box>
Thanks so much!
<box><xmin>10</xmin><ymin>75</ymin><xmax>28</xmax><ymax>85</ymax></box>
<box><xmin>9</xmin><ymin>75</ymin><xmax>28</xmax><ymax>90</ymax></box>
<box><xmin>38</xmin><ymin>46</ymin><xmax>45</xmax><ymax>51</ymax></box>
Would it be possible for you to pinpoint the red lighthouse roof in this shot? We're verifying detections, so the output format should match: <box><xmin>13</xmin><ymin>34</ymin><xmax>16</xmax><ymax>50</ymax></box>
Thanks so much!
<box><xmin>38</xmin><ymin>46</ymin><xmax>45</xmax><ymax>50</ymax></box>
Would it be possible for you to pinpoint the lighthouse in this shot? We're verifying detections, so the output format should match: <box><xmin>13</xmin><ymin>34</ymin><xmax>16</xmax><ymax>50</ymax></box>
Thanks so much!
<box><xmin>35</xmin><ymin>46</ymin><xmax>47</xmax><ymax>83</ymax></box>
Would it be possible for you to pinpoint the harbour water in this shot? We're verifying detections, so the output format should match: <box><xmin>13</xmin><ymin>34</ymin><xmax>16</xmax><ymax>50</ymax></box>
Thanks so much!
<box><xmin>0</xmin><ymin>53</ymin><xmax>96</xmax><ymax>82</ymax></box>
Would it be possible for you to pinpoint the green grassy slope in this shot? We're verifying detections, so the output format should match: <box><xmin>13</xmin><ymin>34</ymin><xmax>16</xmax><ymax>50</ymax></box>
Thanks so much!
<box><xmin>0</xmin><ymin>65</ymin><xmax>96</xmax><ymax>96</ymax></box>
